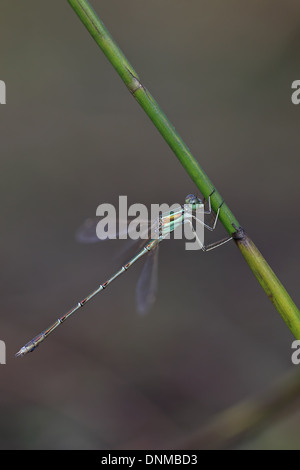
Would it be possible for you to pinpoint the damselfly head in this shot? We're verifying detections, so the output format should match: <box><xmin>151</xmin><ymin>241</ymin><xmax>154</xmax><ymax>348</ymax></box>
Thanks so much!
<box><xmin>185</xmin><ymin>194</ymin><xmax>202</xmax><ymax>209</ymax></box>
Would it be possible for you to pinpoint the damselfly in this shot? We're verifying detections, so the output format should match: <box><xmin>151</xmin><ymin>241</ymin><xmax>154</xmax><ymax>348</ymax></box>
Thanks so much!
<box><xmin>16</xmin><ymin>193</ymin><xmax>232</xmax><ymax>357</ymax></box>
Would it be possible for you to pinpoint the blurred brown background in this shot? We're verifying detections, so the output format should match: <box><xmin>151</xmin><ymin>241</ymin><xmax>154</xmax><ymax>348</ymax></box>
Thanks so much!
<box><xmin>1</xmin><ymin>0</ymin><xmax>300</xmax><ymax>449</ymax></box>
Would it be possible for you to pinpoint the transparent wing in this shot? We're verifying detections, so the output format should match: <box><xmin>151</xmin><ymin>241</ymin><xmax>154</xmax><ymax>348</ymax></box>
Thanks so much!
<box><xmin>75</xmin><ymin>218</ymin><xmax>152</xmax><ymax>243</ymax></box>
<box><xmin>136</xmin><ymin>244</ymin><xmax>159</xmax><ymax>315</ymax></box>
<box><xmin>75</xmin><ymin>218</ymin><xmax>101</xmax><ymax>243</ymax></box>
<box><xmin>114</xmin><ymin>218</ymin><xmax>161</xmax><ymax>261</ymax></box>
<box><xmin>113</xmin><ymin>236</ymin><xmax>148</xmax><ymax>264</ymax></box>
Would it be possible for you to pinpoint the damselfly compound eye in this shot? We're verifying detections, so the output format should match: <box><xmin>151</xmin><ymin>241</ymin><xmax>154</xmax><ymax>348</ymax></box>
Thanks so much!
<box><xmin>185</xmin><ymin>194</ymin><xmax>202</xmax><ymax>208</ymax></box>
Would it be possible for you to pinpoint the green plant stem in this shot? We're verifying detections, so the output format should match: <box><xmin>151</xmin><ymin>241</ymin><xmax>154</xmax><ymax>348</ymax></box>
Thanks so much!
<box><xmin>67</xmin><ymin>0</ymin><xmax>300</xmax><ymax>338</ymax></box>
<box><xmin>235</xmin><ymin>229</ymin><xmax>300</xmax><ymax>338</ymax></box>
<box><xmin>67</xmin><ymin>0</ymin><xmax>237</xmax><ymax>233</ymax></box>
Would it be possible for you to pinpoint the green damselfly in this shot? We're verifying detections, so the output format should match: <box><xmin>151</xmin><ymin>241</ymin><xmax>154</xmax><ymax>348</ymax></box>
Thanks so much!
<box><xmin>16</xmin><ymin>193</ymin><xmax>231</xmax><ymax>357</ymax></box>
